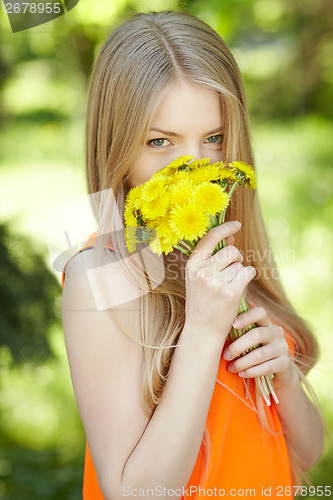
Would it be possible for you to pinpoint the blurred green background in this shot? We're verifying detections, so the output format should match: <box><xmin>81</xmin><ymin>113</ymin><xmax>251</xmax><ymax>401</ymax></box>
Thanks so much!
<box><xmin>0</xmin><ymin>0</ymin><xmax>332</xmax><ymax>498</ymax></box>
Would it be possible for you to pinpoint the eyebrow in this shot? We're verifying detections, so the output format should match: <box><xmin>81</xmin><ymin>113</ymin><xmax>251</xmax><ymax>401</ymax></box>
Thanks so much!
<box><xmin>149</xmin><ymin>126</ymin><xmax>225</xmax><ymax>137</ymax></box>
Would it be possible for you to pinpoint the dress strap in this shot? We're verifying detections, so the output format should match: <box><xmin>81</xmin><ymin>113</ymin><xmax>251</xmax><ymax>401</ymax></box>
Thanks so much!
<box><xmin>61</xmin><ymin>232</ymin><xmax>121</xmax><ymax>288</ymax></box>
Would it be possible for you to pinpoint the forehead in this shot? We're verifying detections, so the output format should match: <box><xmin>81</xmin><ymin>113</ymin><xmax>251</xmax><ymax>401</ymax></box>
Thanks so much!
<box><xmin>149</xmin><ymin>79</ymin><xmax>223</xmax><ymax>132</ymax></box>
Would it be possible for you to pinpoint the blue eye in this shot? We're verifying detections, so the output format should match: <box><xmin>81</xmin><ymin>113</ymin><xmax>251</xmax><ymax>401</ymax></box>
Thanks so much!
<box><xmin>148</xmin><ymin>138</ymin><xmax>170</xmax><ymax>147</ymax></box>
<box><xmin>206</xmin><ymin>135</ymin><xmax>223</xmax><ymax>144</ymax></box>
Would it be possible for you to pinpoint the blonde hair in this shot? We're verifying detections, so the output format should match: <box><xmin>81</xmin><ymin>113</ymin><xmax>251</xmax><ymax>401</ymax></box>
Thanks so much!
<box><xmin>85</xmin><ymin>10</ymin><xmax>324</xmax><ymax>490</ymax></box>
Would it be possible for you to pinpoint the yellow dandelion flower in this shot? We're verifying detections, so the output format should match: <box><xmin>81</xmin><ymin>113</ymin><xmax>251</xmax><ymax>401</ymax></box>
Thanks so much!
<box><xmin>228</xmin><ymin>161</ymin><xmax>256</xmax><ymax>189</ymax></box>
<box><xmin>125</xmin><ymin>185</ymin><xmax>143</xmax><ymax>211</ymax></box>
<box><xmin>155</xmin><ymin>212</ymin><xmax>180</xmax><ymax>244</ymax></box>
<box><xmin>169</xmin><ymin>202</ymin><xmax>210</xmax><ymax>241</ymax></box>
<box><xmin>156</xmin><ymin>212</ymin><xmax>173</xmax><ymax>237</ymax></box>
<box><xmin>169</xmin><ymin>178</ymin><xmax>195</xmax><ymax>207</ymax></box>
<box><xmin>149</xmin><ymin>235</ymin><xmax>163</xmax><ymax>255</ymax></box>
<box><xmin>124</xmin><ymin>156</ymin><xmax>257</xmax><ymax>256</ymax></box>
<box><xmin>142</xmin><ymin>217</ymin><xmax>159</xmax><ymax>231</ymax></box>
<box><xmin>141</xmin><ymin>175</ymin><xmax>168</xmax><ymax>201</ymax></box>
<box><xmin>193</xmin><ymin>183</ymin><xmax>230</xmax><ymax>215</ymax></box>
<box><xmin>140</xmin><ymin>194</ymin><xmax>169</xmax><ymax>220</ymax></box>
<box><xmin>125</xmin><ymin>185</ymin><xmax>140</xmax><ymax>204</ymax></box>
<box><xmin>169</xmin><ymin>169</ymin><xmax>189</xmax><ymax>183</ymax></box>
<box><xmin>193</xmin><ymin>182</ymin><xmax>229</xmax><ymax>214</ymax></box>
<box><xmin>146</xmin><ymin>221</ymin><xmax>176</xmax><ymax>255</ymax></box>
<box><xmin>210</xmin><ymin>161</ymin><xmax>228</xmax><ymax>169</ymax></box>
<box><xmin>187</xmin><ymin>157</ymin><xmax>211</xmax><ymax>169</ymax></box>
<box><xmin>150</xmin><ymin>234</ymin><xmax>175</xmax><ymax>256</ymax></box>
<box><xmin>162</xmin><ymin>240</ymin><xmax>176</xmax><ymax>255</ymax></box>
<box><xmin>165</xmin><ymin>154</ymin><xmax>195</xmax><ymax>171</ymax></box>
<box><xmin>217</xmin><ymin>167</ymin><xmax>237</xmax><ymax>182</ymax></box>
<box><xmin>156</xmin><ymin>156</ymin><xmax>192</xmax><ymax>178</ymax></box>
<box><xmin>124</xmin><ymin>205</ymin><xmax>138</xmax><ymax>228</ymax></box>
<box><xmin>124</xmin><ymin>197</ymin><xmax>141</xmax><ymax>228</ymax></box>
<box><xmin>171</xmin><ymin>171</ymin><xmax>188</xmax><ymax>186</ymax></box>
<box><xmin>125</xmin><ymin>225</ymin><xmax>138</xmax><ymax>254</ymax></box>
<box><xmin>206</xmin><ymin>165</ymin><xmax>223</xmax><ymax>180</ymax></box>
<box><xmin>153</xmin><ymin>168</ymin><xmax>169</xmax><ymax>179</ymax></box>
<box><xmin>189</xmin><ymin>165</ymin><xmax>221</xmax><ymax>184</ymax></box>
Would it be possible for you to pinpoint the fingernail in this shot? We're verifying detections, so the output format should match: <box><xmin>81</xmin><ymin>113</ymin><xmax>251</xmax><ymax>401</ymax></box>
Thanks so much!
<box><xmin>223</xmin><ymin>349</ymin><xmax>232</xmax><ymax>360</ymax></box>
<box><xmin>228</xmin><ymin>364</ymin><xmax>236</xmax><ymax>373</ymax></box>
<box><xmin>233</xmin><ymin>318</ymin><xmax>242</xmax><ymax>328</ymax></box>
<box><xmin>231</xmin><ymin>221</ymin><xmax>241</xmax><ymax>228</ymax></box>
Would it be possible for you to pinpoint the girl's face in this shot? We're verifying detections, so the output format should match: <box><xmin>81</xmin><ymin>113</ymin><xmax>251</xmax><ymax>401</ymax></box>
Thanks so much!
<box><xmin>126</xmin><ymin>79</ymin><xmax>225</xmax><ymax>188</ymax></box>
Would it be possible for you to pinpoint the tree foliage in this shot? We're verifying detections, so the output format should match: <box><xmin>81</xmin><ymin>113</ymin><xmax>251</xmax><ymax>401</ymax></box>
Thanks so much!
<box><xmin>0</xmin><ymin>0</ymin><xmax>332</xmax><ymax>124</ymax></box>
<box><xmin>0</xmin><ymin>224</ymin><xmax>61</xmax><ymax>366</ymax></box>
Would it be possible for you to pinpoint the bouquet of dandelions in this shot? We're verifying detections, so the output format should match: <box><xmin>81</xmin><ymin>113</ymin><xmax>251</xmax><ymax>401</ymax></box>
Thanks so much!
<box><xmin>124</xmin><ymin>155</ymin><xmax>279</xmax><ymax>406</ymax></box>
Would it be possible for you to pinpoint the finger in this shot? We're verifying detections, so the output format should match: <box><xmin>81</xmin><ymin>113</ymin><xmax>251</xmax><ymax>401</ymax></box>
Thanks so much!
<box><xmin>219</xmin><ymin>261</ymin><xmax>243</xmax><ymax>284</ymax></box>
<box><xmin>223</xmin><ymin>326</ymin><xmax>274</xmax><ymax>361</ymax></box>
<box><xmin>188</xmin><ymin>221</ymin><xmax>242</xmax><ymax>263</ymax></box>
<box><xmin>209</xmin><ymin>244</ymin><xmax>243</xmax><ymax>275</ymax></box>
<box><xmin>227</xmin><ymin>340</ymin><xmax>284</xmax><ymax>373</ymax></box>
<box><xmin>237</xmin><ymin>357</ymin><xmax>285</xmax><ymax>378</ymax></box>
<box><xmin>228</xmin><ymin>264</ymin><xmax>256</xmax><ymax>292</ymax></box>
<box><xmin>225</xmin><ymin>234</ymin><xmax>235</xmax><ymax>246</ymax></box>
<box><xmin>232</xmin><ymin>305</ymin><xmax>271</xmax><ymax>329</ymax></box>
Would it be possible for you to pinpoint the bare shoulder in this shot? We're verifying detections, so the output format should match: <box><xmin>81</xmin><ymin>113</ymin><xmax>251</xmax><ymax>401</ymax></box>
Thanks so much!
<box><xmin>63</xmin><ymin>247</ymin><xmax>144</xmax><ymax>315</ymax></box>
<box><xmin>62</xmin><ymin>248</ymin><xmax>152</xmax><ymax>499</ymax></box>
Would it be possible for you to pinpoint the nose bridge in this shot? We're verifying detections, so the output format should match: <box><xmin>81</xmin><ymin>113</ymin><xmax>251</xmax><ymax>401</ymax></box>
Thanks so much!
<box><xmin>182</xmin><ymin>138</ymin><xmax>204</xmax><ymax>160</ymax></box>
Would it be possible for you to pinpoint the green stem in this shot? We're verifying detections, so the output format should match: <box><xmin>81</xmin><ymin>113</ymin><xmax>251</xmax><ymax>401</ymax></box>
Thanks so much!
<box><xmin>209</xmin><ymin>214</ymin><xmax>219</xmax><ymax>227</ymax></box>
<box><xmin>228</xmin><ymin>181</ymin><xmax>238</xmax><ymax>198</ymax></box>
<box><xmin>178</xmin><ymin>240</ymin><xmax>193</xmax><ymax>251</ymax></box>
<box><xmin>218</xmin><ymin>208</ymin><xmax>226</xmax><ymax>225</ymax></box>
<box><xmin>231</xmin><ymin>287</ymin><xmax>279</xmax><ymax>407</ymax></box>
<box><xmin>173</xmin><ymin>244</ymin><xmax>191</xmax><ymax>256</ymax></box>
<box><xmin>201</xmin><ymin>198</ymin><xmax>278</xmax><ymax>407</ymax></box>
<box><xmin>260</xmin><ymin>376</ymin><xmax>270</xmax><ymax>397</ymax></box>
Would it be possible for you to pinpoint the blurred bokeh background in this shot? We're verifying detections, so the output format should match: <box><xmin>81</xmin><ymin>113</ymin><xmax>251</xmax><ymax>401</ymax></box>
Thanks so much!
<box><xmin>0</xmin><ymin>0</ymin><xmax>332</xmax><ymax>498</ymax></box>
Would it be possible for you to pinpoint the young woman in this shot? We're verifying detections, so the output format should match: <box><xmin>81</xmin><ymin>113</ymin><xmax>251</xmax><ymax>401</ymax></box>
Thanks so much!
<box><xmin>62</xmin><ymin>10</ymin><xmax>325</xmax><ymax>500</ymax></box>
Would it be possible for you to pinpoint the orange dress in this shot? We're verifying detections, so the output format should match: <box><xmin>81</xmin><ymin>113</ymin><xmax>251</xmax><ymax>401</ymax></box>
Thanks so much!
<box><xmin>62</xmin><ymin>236</ymin><xmax>295</xmax><ymax>500</ymax></box>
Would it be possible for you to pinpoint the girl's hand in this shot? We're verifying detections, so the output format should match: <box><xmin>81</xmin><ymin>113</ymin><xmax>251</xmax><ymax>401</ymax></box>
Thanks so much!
<box><xmin>184</xmin><ymin>221</ymin><xmax>256</xmax><ymax>346</ymax></box>
<box><xmin>222</xmin><ymin>306</ymin><xmax>298</xmax><ymax>387</ymax></box>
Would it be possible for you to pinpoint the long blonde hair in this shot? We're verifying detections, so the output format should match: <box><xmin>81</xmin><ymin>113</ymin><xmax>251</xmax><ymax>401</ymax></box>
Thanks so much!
<box><xmin>85</xmin><ymin>10</ymin><xmax>324</xmax><ymax>489</ymax></box>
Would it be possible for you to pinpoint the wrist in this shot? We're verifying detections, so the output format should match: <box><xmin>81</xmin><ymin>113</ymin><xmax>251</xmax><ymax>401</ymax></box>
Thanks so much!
<box><xmin>181</xmin><ymin>321</ymin><xmax>226</xmax><ymax>353</ymax></box>
<box><xmin>274</xmin><ymin>358</ymin><xmax>300</xmax><ymax>390</ymax></box>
